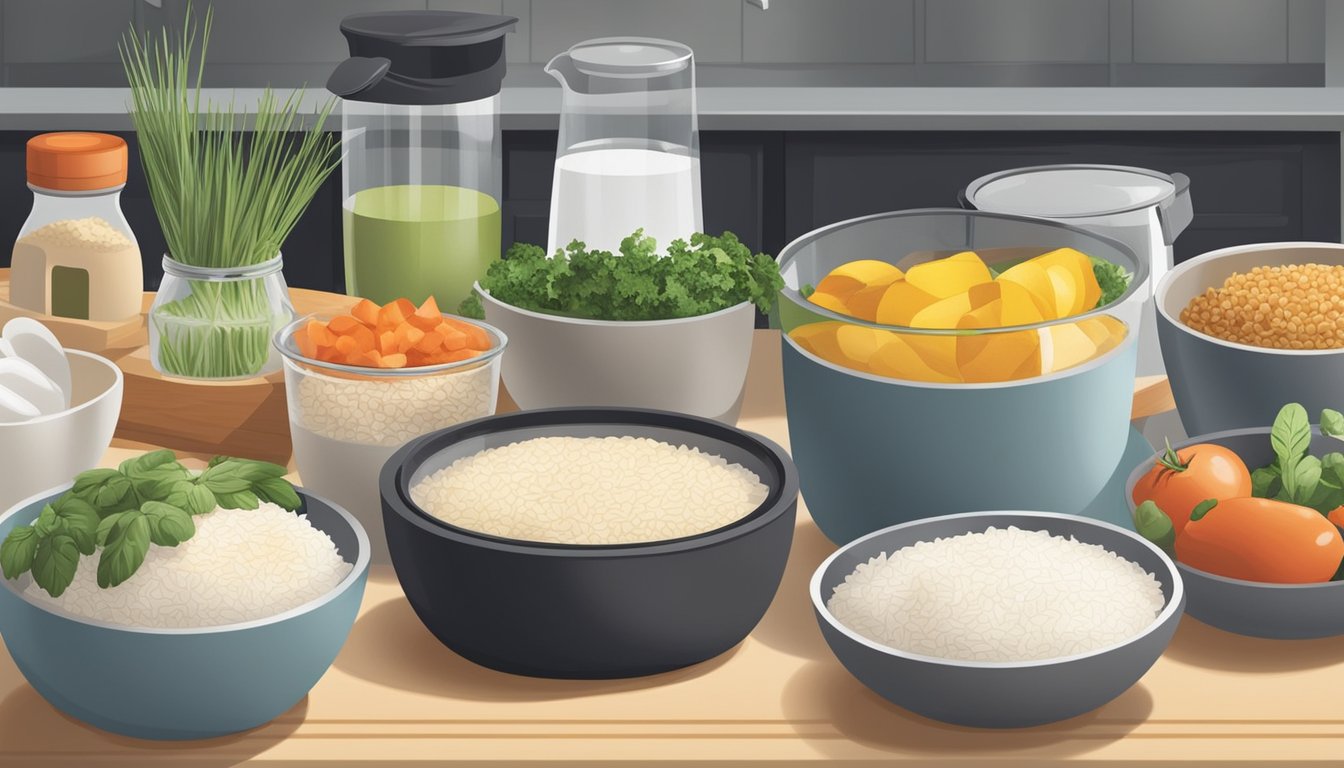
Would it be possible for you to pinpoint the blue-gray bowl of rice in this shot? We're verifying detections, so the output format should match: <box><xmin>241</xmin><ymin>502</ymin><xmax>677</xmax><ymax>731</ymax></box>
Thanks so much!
<box><xmin>0</xmin><ymin>483</ymin><xmax>370</xmax><ymax>740</ymax></box>
<box><xmin>810</xmin><ymin>511</ymin><xmax>1184</xmax><ymax>728</ymax></box>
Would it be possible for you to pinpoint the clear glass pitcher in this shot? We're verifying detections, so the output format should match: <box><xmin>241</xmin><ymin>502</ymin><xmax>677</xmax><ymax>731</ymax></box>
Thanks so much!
<box><xmin>328</xmin><ymin>11</ymin><xmax>517</xmax><ymax>311</ymax></box>
<box><xmin>545</xmin><ymin>38</ymin><xmax>703</xmax><ymax>255</ymax></box>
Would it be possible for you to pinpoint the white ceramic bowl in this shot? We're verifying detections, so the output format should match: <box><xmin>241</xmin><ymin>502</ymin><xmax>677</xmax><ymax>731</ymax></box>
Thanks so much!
<box><xmin>0</xmin><ymin>350</ymin><xmax>123</xmax><ymax>513</ymax></box>
<box><xmin>478</xmin><ymin>287</ymin><xmax>755</xmax><ymax>423</ymax></box>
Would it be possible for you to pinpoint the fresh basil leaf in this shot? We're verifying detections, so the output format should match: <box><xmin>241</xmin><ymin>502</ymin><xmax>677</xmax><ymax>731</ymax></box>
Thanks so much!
<box><xmin>1323</xmin><ymin>452</ymin><xmax>1344</xmax><ymax>487</ymax></box>
<box><xmin>0</xmin><ymin>526</ymin><xmax>38</xmax><ymax>580</ymax></box>
<box><xmin>1294</xmin><ymin>455</ymin><xmax>1323</xmax><ymax>504</ymax></box>
<box><xmin>213</xmin><ymin>489</ymin><xmax>259</xmax><ymax>510</ymax></box>
<box><xmin>97</xmin><ymin>511</ymin><xmax>150</xmax><ymax>589</ymax></box>
<box><xmin>141</xmin><ymin>501</ymin><xmax>195</xmax><ymax>547</ymax></box>
<box><xmin>206</xmin><ymin>455</ymin><xmax>229</xmax><ymax>469</ymax></box>
<box><xmin>1251</xmin><ymin>466</ymin><xmax>1282</xmax><ymax>498</ymax></box>
<box><xmin>32</xmin><ymin>504</ymin><xmax>60</xmax><ymax>538</ymax></box>
<box><xmin>94</xmin><ymin>475</ymin><xmax>136</xmax><ymax>512</ymax></box>
<box><xmin>254</xmin><ymin>477</ymin><xmax>301</xmax><ymax>512</ymax></box>
<box><xmin>119</xmin><ymin>449</ymin><xmax>179</xmax><ymax>477</ymax></box>
<box><xmin>167</xmin><ymin>481</ymin><xmax>217</xmax><ymax>516</ymax></box>
<box><xmin>198</xmin><ymin>463</ymin><xmax>252</xmax><ymax>494</ymax></box>
<box><xmin>32</xmin><ymin>532</ymin><xmax>79</xmax><ymax>598</ymax></box>
<box><xmin>72</xmin><ymin>468</ymin><xmax>122</xmax><ymax>496</ymax></box>
<box><xmin>96</xmin><ymin>511</ymin><xmax>128</xmax><ymax>546</ymax></box>
<box><xmin>52</xmin><ymin>496</ymin><xmax>100</xmax><ymax>556</ymax></box>
<box><xmin>134</xmin><ymin>467</ymin><xmax>190</xmax><ymax>502</ymax></box>
<box><xmin>1323</xmin><ymin>409</ymin><xmax>1344</xmax><ymax>439</ymax></box>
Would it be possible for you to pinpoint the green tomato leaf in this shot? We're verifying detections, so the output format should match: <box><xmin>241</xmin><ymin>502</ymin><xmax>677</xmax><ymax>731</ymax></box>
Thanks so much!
<box><xmin>32</xmin><ymin>533</ymin><xmax>79</xmax><ymax>598</ymax></box>
<box><xmin>1251</xmin><ymin>465</ymin><xmax>1282</xmax><ymax>499</ymax></box>
<box><xmin>253</xmin><ymin>477</ymin><xmax>301</xmax><ymax>512</ymax></box>
<box><xmin>52</xmin><ymin>496</ymin><xmax>100</xmax><ymax>556</ymax></box>
<box><xmin>0</xmin><ymin>526</ymin><xmax>39</xmax><ymax>580</ymax></box>
<box><xmin>1272</xmin><ymin>402</ymin><xmax>1312</xmax><ymax>460</ymax></box>
<box><xmin>141</xmin><ymin>501</ymin><xmax>195</xmax><ymax>547</ymax></box>
<box><xmin>1294</xmin><ymin>455</ymin><xmax>1323</xmax><ymax>504</ymax></box>
<box><xmin>1323</xmin><ymin>409</ymin><xmax>1344</xmax><ymax>439</ymax></box>
<box><xmin>97</xmin><ymin>511</ymin><xmax>150</xmax><ymax>589</ymax></box>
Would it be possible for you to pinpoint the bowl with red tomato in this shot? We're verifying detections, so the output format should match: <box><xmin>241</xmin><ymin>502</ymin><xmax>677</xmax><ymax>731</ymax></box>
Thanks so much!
<box><xmin>1124</xmin><ymin>403</ymin><xmax>1344</xmax><ymax>638</ymax></box>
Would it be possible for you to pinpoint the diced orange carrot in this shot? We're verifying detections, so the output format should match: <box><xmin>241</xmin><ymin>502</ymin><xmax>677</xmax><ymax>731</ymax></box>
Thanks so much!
<box><xmin>346</xmin><ymin>324</ymin><xmax>375</xmax><ymax>353</ymax></box>
<box><xmin>394</xmin><ymin>324</ymin><xmax>425</xmax><ymax>352</ymax></box>
<box><xmin>378</xmin><ymin>353</ymin><xmax>408</xmax><ymax>368</ymax></box>
<box><xmin>414</xmin><ymin>331</ymin><xmax>443</xmax><ymax>353</ymax></box>
<box><xmin>379</xmin><ymin>330</ymin><xmax>397</xmax><ymax>355</ymax></box>
<box><xmin>307</xmin><ymin>321</ymin><xmax>337</xmax><ymax>348</ymax></box>
<box><xmin>441</xmin><ymin>349</ymin><xmax>479</xmax><ymax>363</ymax></box>
<box><xmin>334</xmin><ymin>335</ymin><xmax>359</xmax><ymax>357</ymax></box>
<box><xmin>328</xmin><ymin>315</ymin><xmax>362</xmax><ymax>335</ymax></box>
<box><xmin>438</xmin><ymin>326</ymin><xmax>468</xmax><ymax>351</ymax></box>
<box><xmin>408</xmin><ymin>296</ymin><xmax>443</xmax><ymax>330</ymax></box>
<box><xmin>296</xmin><ymin>328</ymin><xmax>318</xmax><ymax>359</ymax></box>
<box><xmin>351</xmin><ymin>299</ymin><xmax>380</xmax><ymax>328</ymax></box>
<box><xmin>443</xmin><ymin>317</ymin><xmax>491</xmax><ymax>350</ymax></box>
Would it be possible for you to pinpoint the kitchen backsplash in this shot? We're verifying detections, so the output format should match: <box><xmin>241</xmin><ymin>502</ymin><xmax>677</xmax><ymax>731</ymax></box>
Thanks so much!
<box><xmin>0</xmin><ymin>0</ymin><xmax>1326</xmax><ymax>87</ymax></box>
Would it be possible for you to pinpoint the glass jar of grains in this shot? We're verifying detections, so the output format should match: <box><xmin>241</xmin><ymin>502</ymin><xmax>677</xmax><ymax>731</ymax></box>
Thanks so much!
<box><xmin>10</xmin><ymin>133</ymin><xmax>143</xmax><ymax>322</ymax></box>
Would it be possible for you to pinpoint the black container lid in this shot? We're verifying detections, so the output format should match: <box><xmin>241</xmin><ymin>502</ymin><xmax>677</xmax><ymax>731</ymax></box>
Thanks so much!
<box><xmin>328</xmin><ymin>11</ymin><xmax>518</xmax><ymax>106</ymax></box>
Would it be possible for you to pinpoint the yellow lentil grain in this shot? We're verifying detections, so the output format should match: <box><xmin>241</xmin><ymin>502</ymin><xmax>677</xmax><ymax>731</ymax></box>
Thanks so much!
<box><xmin>1180</xmin><ymin>263</ymin><xmax>1344</xmax><ymax>349</ymax></box>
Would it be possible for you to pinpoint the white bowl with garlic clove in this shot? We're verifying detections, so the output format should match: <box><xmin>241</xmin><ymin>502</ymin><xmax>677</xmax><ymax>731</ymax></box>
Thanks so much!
<box><xmin>0</xmin><ymin>319</ymin><xmax>123</xmax><ymax>513</ymax></box>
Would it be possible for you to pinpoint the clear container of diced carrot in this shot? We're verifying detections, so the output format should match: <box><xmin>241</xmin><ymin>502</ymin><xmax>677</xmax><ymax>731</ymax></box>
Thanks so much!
<box><xmin>273</xmin><ymin>297</ymin><xmax>508</xmax><ymax>561</ymax></box>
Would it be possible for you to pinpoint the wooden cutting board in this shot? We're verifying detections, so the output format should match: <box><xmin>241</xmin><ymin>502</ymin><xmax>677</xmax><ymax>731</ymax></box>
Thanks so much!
<box><xmin>0</xmin><ymin>275</ymin><xmax>145</xmax><ymax>353</ymax></box>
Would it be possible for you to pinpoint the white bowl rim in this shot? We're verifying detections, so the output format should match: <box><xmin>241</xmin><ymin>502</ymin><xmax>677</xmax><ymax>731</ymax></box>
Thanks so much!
<box><xmin>1156</xmin><ymin>240</ymin><xmax>1344</xmax><ymax>357</ymax></box>
<box><xmin>1</xmin><ymin>349</ymin><xmax>123</xmax><ymax>427</ymax></box>
<box><xmin>781</xmin><ymin>322</ymin><xmax>1137</xmax><ymax>390</ymax></box>
<box><xmin>477</xmin><ymin>284</ymin><xmax>755</xmax><ymax>327</ymax></box>
<box><xmin>809</xmin><ymin>510</ymin><xmax>1185</xmax><ymax>670</ymax></box>
<box><xmin>0</xmin><ymin>482</ymin><xmax>371</xmax><ymax>636</ymax></box>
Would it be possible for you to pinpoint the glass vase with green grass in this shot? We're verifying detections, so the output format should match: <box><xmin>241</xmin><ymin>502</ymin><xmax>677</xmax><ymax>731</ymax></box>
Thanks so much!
<box><xmin>121</xmin><ymin>4</ymin><xmax>340</xmax><ymax>379</ymax></box>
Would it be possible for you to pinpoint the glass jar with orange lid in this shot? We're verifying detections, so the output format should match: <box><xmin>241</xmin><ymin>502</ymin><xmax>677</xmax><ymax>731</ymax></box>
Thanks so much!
<box><xmin>10</xmin><ymin>132</ymin><xmax>143</xmax><ymax>323</ymax></box>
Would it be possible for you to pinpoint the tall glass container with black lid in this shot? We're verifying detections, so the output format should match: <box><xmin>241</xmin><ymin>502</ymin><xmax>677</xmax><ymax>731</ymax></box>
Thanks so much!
<box><xmin>329</xmin><ymin>11</ymin><xmax>517</xmax><ymax>310</ymax></box>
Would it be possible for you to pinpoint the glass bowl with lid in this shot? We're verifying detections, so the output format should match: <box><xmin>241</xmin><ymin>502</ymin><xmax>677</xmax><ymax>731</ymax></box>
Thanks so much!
<box><xmin>775</xmin><ymin>208</ymin><xmax>1149</xmax><ymax>545</ymax></box>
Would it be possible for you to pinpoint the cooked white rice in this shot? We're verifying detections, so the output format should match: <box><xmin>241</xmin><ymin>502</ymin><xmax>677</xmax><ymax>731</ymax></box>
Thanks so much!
<box><xmin>410</xmin><ymin>435</ymin><xmax>769</xmax><ymax>545</ymax></box>
<box><xmin>826</xmin><ymin>526</ymin><xmax>1165</xmax><ymax>662</ymax></box>
<box><xmin>25</xmin><ymin>503</ymin><xmax>352</xmax><ymax>629</ymax></box>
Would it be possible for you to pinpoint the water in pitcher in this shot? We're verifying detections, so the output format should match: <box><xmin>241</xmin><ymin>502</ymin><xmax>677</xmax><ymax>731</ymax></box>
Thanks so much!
<box><xmin>547</xmin><ymin>145</ymin><xmax>701</xmax><ymax>255</ymax></box>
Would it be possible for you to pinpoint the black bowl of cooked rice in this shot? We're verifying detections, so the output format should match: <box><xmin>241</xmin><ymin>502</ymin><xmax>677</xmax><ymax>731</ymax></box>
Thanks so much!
<box><xmin>380</xmin><ymin>406</ymin><xmax>799</xmax><ymax>679</ymax></box>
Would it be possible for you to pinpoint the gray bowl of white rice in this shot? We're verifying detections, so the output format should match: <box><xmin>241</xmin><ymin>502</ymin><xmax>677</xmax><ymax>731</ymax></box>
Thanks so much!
<box><xmin>810</xmin><ymin>511</ymin><xmax>1184</xmax><ymax>728</ymax></box>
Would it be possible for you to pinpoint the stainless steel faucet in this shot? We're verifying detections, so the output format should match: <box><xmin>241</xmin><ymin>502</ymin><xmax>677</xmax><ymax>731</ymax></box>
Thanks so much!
<box><xmin>746</xmin><ymin>0</ymin><xmax>769</xmax><ymax>9</ymax></box>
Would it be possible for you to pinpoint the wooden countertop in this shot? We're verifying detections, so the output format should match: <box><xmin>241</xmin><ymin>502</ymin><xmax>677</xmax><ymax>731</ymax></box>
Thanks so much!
<box><xmin>8</xmin><ymin>333</ymin><xmax>1321</xmax><ymax>767</ymax></box>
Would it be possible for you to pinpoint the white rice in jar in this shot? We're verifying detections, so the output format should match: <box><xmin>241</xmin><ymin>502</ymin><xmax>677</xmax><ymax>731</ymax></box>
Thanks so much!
<box><xmin>826</xmin><ymin>526</ymin><xmax>1165</xmax><ymax>663</ymax></box>
<box><xmin>409</xmin><ymin>435</ymin><xmax>769</xmax><ymax>545</ymax></box>
<box><xmin>24</xmin><ymin>503</ymin><xmax>352</xmax><ymax>629</ymax></box>
<box><xmin>289</xmin><ymin>360</ymin><xmax>498</xmax><ymax>447</ymax></box>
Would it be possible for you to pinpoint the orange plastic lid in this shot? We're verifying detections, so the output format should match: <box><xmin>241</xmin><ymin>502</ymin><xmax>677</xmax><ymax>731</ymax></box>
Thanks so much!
<box><xmin>27</xmin><ymin>132</ymin><xmax>128</xmax><ymax>192</ymax></box>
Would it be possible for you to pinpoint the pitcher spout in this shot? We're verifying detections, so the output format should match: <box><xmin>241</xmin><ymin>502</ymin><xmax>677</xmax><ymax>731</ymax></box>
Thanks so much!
<box><xmin>544</xmin><ymin>52</ymin><xmax>579</xmax><ymax>91</ymax></box>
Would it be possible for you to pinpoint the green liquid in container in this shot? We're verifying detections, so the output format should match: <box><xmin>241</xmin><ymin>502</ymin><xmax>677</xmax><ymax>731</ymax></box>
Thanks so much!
<box><xmin>343</xmin><ymin>184</ymin><xmax>502</xmax><ymax>309</ymax></box>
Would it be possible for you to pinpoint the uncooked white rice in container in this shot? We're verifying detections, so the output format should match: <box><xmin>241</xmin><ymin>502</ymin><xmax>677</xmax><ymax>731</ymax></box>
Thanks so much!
<box><xmin>826</xmin><ymin>526</ymin><xmax>1164</xmax><ymax>662</ymax></box>
<box><xmin>410</xmin><ymin>435</ymin><xmax>769</xmax><ymax>545</ymax></box>
<box><xmin>291</xmin><ymin>360</ymin><xmax>497</xmax><ymax>447</ymax></box>
<box><xmin>24</xmin><ymin>503</ymin><xmax>352</xmax><ymax>629</ymax></box>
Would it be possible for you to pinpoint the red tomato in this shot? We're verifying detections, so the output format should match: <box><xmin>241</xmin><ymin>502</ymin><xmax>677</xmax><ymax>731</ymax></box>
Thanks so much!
<box><xmin>1131</xmin><ymin>442</ymin><xmax>1252</xmax><ymax>535</ymax></box>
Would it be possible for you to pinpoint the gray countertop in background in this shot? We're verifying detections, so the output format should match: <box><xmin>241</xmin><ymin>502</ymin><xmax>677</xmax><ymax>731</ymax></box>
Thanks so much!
<box><xmin>3</xmin><ymin>87</ymin><xmax>1344</xmax><ymax>131</ymax></box>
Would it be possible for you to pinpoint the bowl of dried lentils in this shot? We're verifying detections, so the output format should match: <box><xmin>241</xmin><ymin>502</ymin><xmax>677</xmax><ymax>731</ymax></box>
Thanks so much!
<box><xmin>1156</xmin><ymin>241</ymin><xmax>1344</xmax><ymax>434</ymax></box>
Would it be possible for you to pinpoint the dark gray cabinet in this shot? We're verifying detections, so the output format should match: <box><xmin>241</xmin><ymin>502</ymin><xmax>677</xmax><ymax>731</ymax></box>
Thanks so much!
<box><xmin>783</xmin><ymin>131</ymin><xmax>1340</xmax><ymax>264</ymax></box>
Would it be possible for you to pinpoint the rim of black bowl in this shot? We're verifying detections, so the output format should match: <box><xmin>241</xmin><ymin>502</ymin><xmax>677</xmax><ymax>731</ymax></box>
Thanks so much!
<box><xmin>809</xmin><ymin>510</ymin><xmax>1185</xmax><ymax>669</ymax></box>
<box><xmin>383</xmin><ymin>406</ymin><xmax>799</xmax><ymax>556</ymax></box>
<box><xmin>0</xmin><ymin>483</ymin><xmax>371</xmax><ymax>635</ymax></box>
<box><xmin>1124</xmin><ymin>425</ymin><xmax>1344</xmax><ymax>591</ymax></box>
